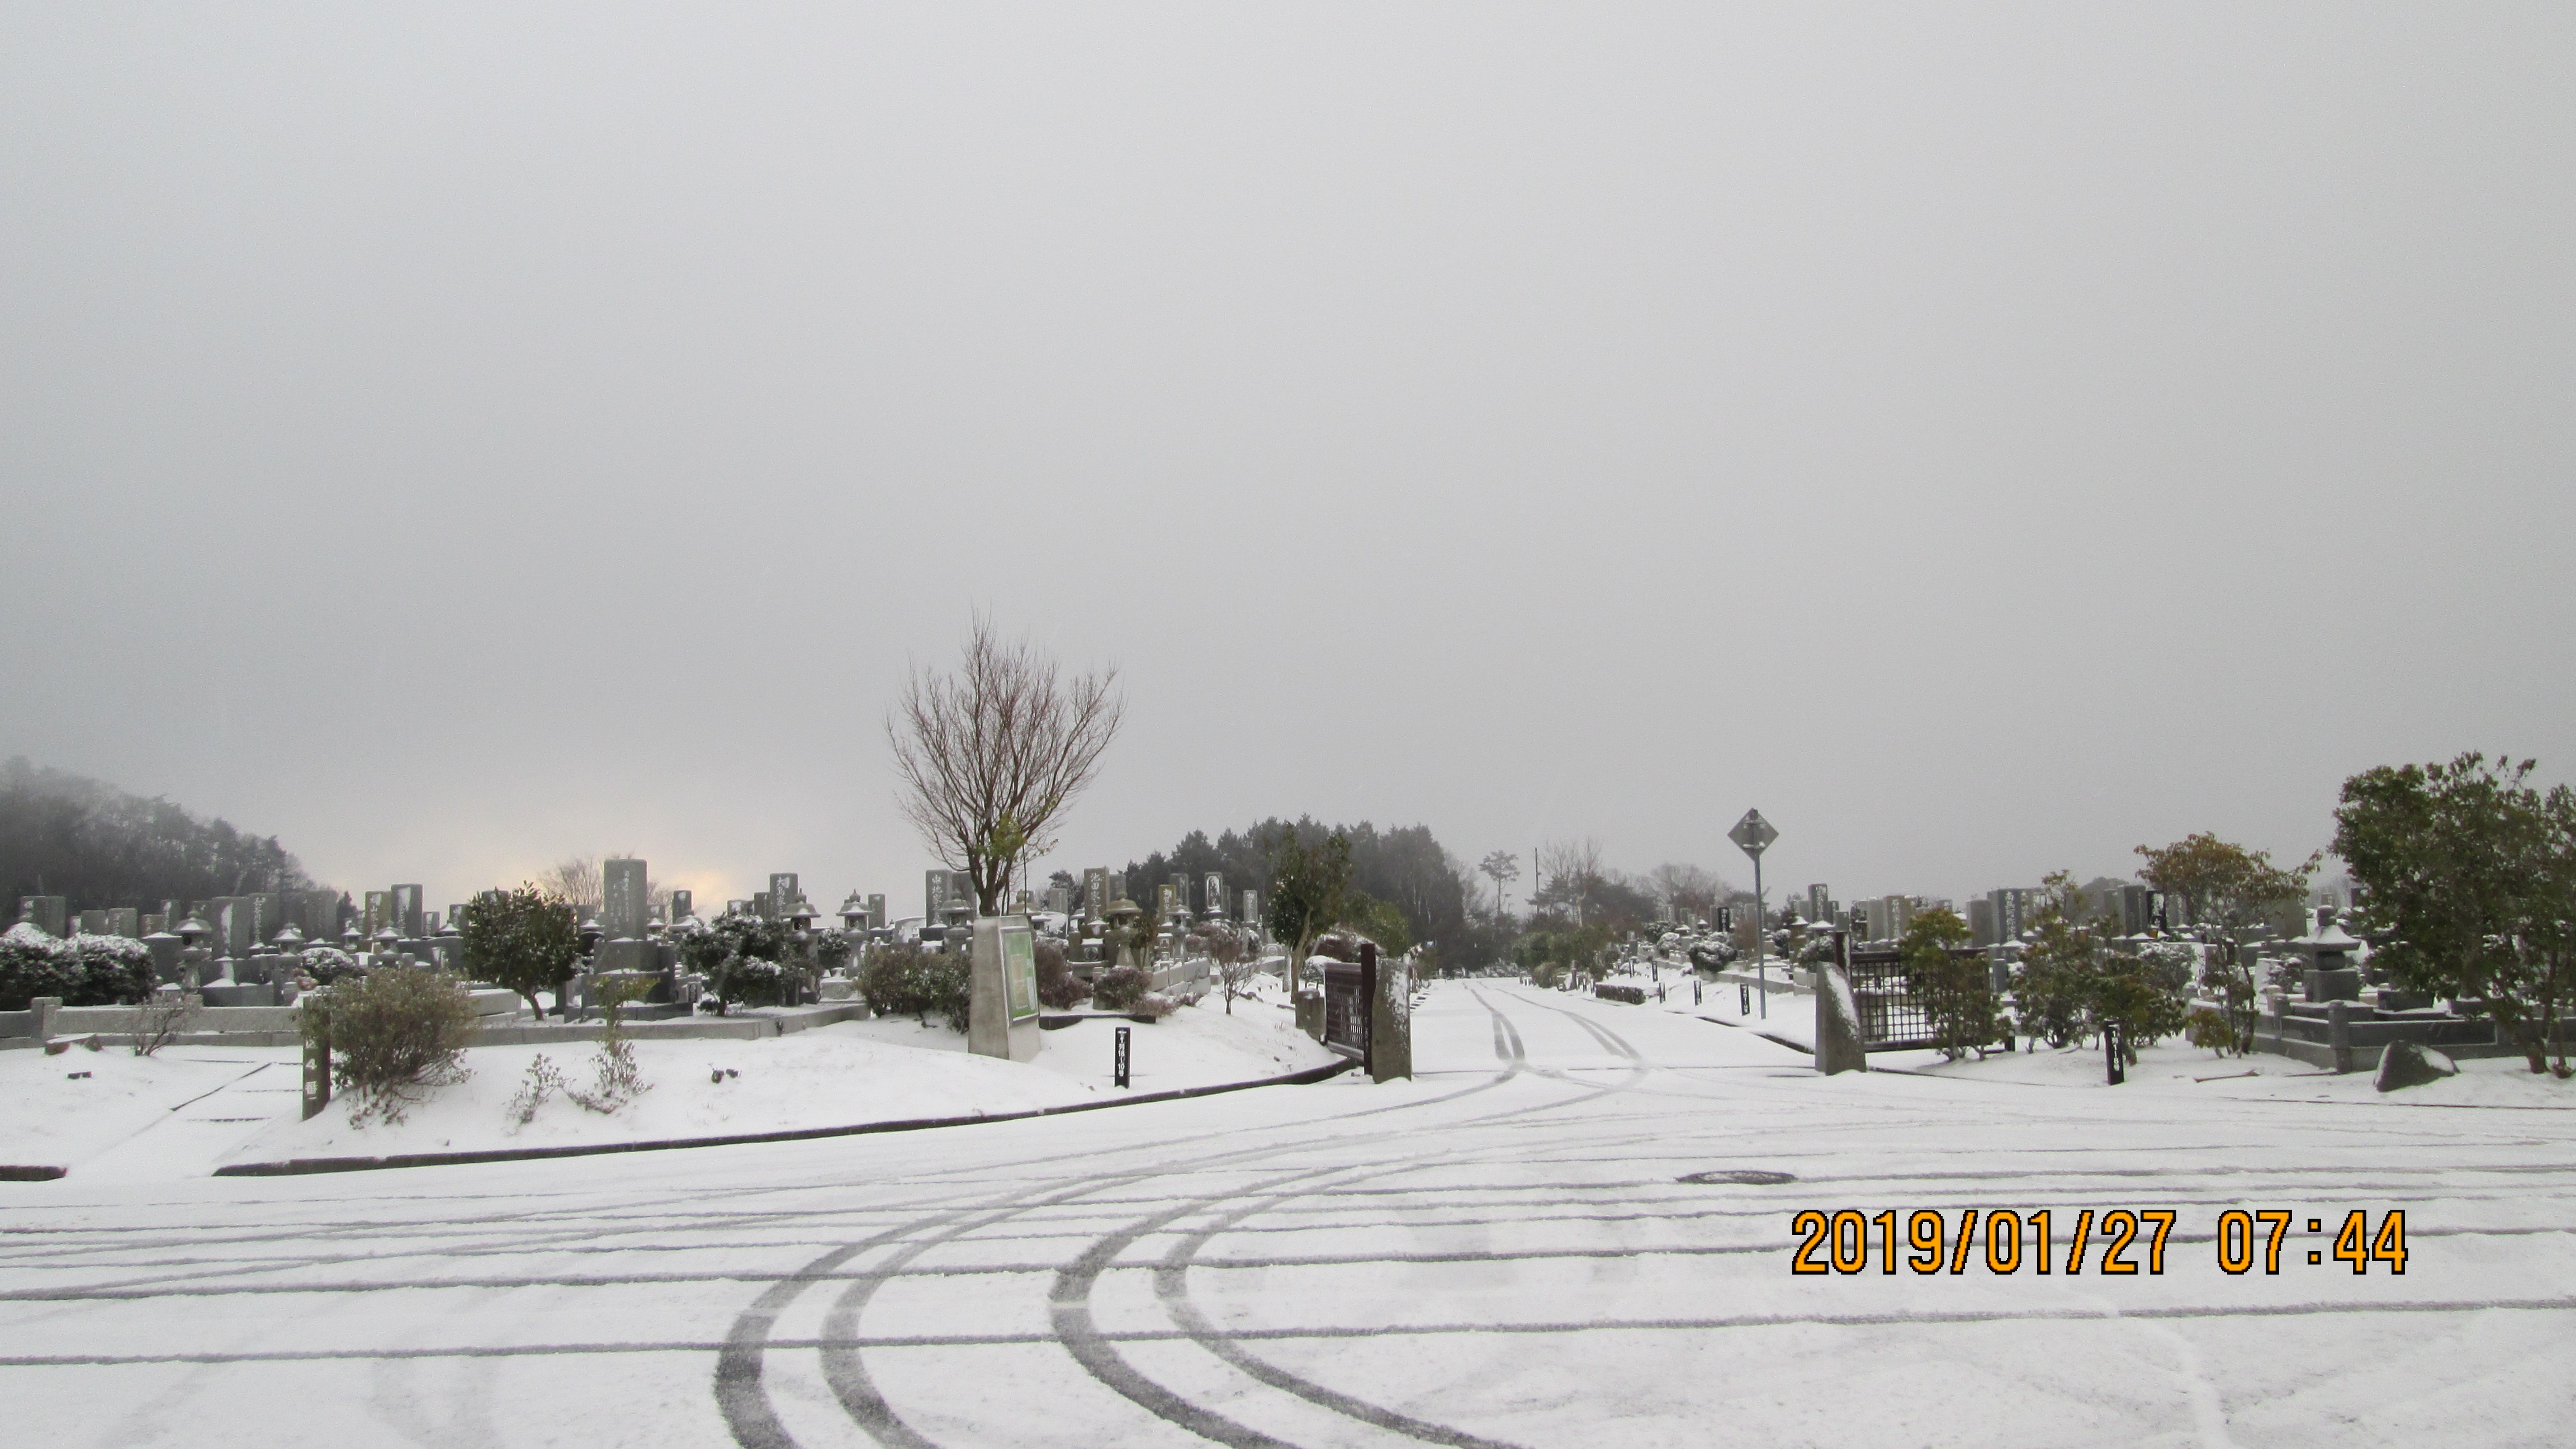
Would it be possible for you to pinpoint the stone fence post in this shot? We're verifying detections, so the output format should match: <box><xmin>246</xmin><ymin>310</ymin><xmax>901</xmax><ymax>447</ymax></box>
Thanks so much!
<box><xmin>30</xmin><ymin>996</ymin><xmax>60</xmax><ymax>1043</ymax></box>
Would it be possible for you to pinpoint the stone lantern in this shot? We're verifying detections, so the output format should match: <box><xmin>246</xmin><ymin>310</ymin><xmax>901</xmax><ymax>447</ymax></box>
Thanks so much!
<box><xmin>1106</xmin><ymin>898</ymin><xmax>1145</xmax><ymax>970</ymax></box>
<box><xmin>2285</xmin><ymin>908</ymin><xmax>2363</xmax><ymax>1003</ymax></box>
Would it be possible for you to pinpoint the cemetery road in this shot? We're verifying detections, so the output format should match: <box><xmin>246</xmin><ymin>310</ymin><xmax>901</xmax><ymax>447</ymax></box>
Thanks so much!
<box><xmin>4</xmin><ymin>981</ymin><xmax>2574</xmax><ymax>1447</ymax></box>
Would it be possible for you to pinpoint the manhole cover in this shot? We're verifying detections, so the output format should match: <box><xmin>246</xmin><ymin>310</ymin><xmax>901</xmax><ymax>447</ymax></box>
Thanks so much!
<box><xmin>1677</xmin><ymin>1169</ymin><xmax>1796</xmax><ymax>1186</ymax></box>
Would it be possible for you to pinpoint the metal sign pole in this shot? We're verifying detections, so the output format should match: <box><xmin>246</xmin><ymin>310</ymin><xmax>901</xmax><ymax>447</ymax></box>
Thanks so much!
<box><xmin>1728</xmin><ymin>809</ymin><xmax>1779</xmax><ymax>1024</ymax></box>
<box><xmin>1114</xmin><ymin>1025</ymin><xmax>1131</xmax><ymax>1088</ymax></box>
<box><xmin>1753</xmin><ymin>851</ymin><xmax>1766</xmax><ymax>1019</ymax></box>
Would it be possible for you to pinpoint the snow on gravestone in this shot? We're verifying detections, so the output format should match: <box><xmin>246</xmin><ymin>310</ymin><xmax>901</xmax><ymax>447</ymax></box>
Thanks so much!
<box><xmin>1815</xmin><ymin>964</ymin><xmax>1868</xmax><ymax>1075</ymax></box>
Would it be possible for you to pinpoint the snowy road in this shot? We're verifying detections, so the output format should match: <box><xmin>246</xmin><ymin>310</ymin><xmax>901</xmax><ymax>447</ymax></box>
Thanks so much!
<box><xmin>4</xmin><ymin>981</ymin><xmax>2572</xmax><ymax>1447</ymax></box>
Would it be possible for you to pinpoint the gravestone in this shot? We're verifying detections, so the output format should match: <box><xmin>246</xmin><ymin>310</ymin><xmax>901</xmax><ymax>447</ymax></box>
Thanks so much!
<box><xmin>391</xmin><ymin>885</ymin><xmax>424</xmax><ymax>939</ymax></box>
<box><xmin>363</xmin><ymin>891</ymin><xmax>392</xmax><ymax>938</ymax></box>
<box><xmin>18</xmin><ymin>892</ymin><xmax>66</xmax><ymax>938</ymax></box>
<box><xmin>868</xmin><ymin>893</ymin><xmax>886</xmax><ymax>928</ymax></box>
<box><xmin>599</xmin><ymin>859</ymin><xmax>652</xmax><ymax>972</ymax></box>
<box><xmin>106</xmin><ymin>907</ymin><xmax>140</xmax><ymax>939</ymax></box>
<box><xmin>1046</xmin><ymin>883</ymin><xmax>1071</xmax><ymax>916</ymax></box>
<box><xmin>1205</xmin><ymin>873</ymin><xmax>1225</xmax><ymax>920</ymax></box>
<box><xmin>1157</xmin><ymin>883</ymin><xmax>1178</xmax><ymax>924</ymax></box>
<box><xmin>967</xmin><ymin>916</ymin><xmax>1041</xmax><ymax>1063</ymax></box>
<box><xmin>246</xmin><ymin>892</ymin><xmax>282</xmax><ymax>945</ymax></box>
<box><xmin>79</xmin><ymin>910</ymin><xmax>109</xmax><ymax>935</ymax></box>
<box><xmin>214</xmin><ymin>898</ymin><xmax>255</xmax><ymax>957</ymax></box>
<box><xmin>925</xmin><ymin>869</ymin><xmax>950</xmax><ymax>925</ymax></box>
<box><xmin>1242</xmin><ymin>889</ymin><xmax>1260</xmax><ymax>932</ymax></box>
<box><xmin>1083</xmin><ymin>868</ymin><xmax>1110</xmax><ymax>922</ymax></box>
<box><xmin>669</xmin><ymin>888</ymin><xmax>693</xmax><ymax>923</ymax></box>
<box><xmin>753</xmin><ymin>891</ymin><xmax>773</xmax><ymax>918</ymax></box>
<box><xmin>768</xmin><ymin>874</ymin><xmax>798</xmax><ymax>920</ymax></box>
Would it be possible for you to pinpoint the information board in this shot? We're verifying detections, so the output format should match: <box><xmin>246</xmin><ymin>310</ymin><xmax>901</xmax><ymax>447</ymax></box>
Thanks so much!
<box><xmin>1002</xmin><ymin>924</ymin><xmax>1039</xmax><ymax>1022</ymax></box>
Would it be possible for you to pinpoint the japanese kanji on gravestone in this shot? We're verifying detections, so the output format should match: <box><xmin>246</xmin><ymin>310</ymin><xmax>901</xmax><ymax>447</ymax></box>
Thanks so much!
<box><xmin>599</xmin><ymin>858</ymin><xmax>651</xmax><ymax>972</ymax></box>
<box><xmin>1205</xmin><ymin>873</ymin><xmax>1225</xmax><ymax>920</ymax></box>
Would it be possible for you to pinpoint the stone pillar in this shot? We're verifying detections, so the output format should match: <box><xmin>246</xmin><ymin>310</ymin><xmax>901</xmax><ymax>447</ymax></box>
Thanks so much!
<box><xmin>967</xmin><ymin>916</ymin><xmax>1041</xmax><ymax>1063</ymax></box>
<box><xmin>30</xmin><ymin>996</ymin><xmax>60</xmax><ymax>1043</ymax></box>
<box><xmin>1815</xmin><ymin>964</ymin><xmax>1868</xmax><ymax>1075</ymax></box>
<box><xmin>2327</xmin><ymin>1000</ymin><xmax>2355</xmax><ymax>1075</ymax></box>
<box><xmin>1369</xmin><ymin>943</ymin><xmax>1411</xmax><ymax>1083</ymax></box>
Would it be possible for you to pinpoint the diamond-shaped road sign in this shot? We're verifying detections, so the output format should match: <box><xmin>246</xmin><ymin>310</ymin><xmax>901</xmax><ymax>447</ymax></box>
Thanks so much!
<box><xmin>1728</xmin><ymin>808</ymin><xmax>1778</xmax><ymax>858</ymax></box>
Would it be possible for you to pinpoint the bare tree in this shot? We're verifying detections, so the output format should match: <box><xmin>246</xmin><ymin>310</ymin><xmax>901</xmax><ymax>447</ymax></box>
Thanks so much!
<box><xmin>1535</xmin><ymin>838</ymin><xmax>1604</xmax><ymax>926</ymax></box>
<box><xmin>537</xmin><ymin>857</ymin><xmax>603</xmax><ymax>915</ymax></box>
<box><xmin>889</xmin><ymin>616</ymin><xmax>1125</xmax><ymax>913</ymax></box>
<box><xmin>1647</xmin><ymin>862</ymin><xmax>1725</xmax><ymax>921</ymax></box>
<box><xmin>533</xmin><ymin>853</ymin><xmax>661</xmax><ymax>919</ymax></box>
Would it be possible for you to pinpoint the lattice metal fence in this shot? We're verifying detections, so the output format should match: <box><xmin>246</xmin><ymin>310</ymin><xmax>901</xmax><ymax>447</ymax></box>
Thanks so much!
<box><xmin>1322</xmin><ymin>960</ymin><xmax>1368</xmax><ymax>1060</ymax></box>
<box><xmin>1841</xmin><ymin>941</ymin><xmax>1993</xmax><ymax>1052</ymax></box>
<box><xmin>1843</xmin><ymin>947</ymin><xmax>1936</xmax><ymax>1050</ymax></box>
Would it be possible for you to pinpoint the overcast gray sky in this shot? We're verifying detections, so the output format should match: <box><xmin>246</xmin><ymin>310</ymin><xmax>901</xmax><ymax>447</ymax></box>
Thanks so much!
<box><xmin>4</xmin><ymin>4</ymin><xmax>2570</xmax><ymax>916</ymax></box>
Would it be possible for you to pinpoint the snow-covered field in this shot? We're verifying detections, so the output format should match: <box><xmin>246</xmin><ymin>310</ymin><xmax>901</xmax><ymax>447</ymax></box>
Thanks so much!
<box><xmin>3</xmin><ymin>979</ymin><xmax>2569</xmax><ymax>1448</ymax></box>
<box><xmin>0</xmin><ymin>995</ymin><xmax>1338</xmax><ymax>1180</ymax></box>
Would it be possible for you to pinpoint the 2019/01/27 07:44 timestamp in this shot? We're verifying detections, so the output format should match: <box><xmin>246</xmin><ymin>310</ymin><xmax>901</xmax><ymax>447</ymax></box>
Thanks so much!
<box><xmin>1788</xmin><ymin>1208</ymin><xmax>2409</xmax><ymax>1276</ymax></box>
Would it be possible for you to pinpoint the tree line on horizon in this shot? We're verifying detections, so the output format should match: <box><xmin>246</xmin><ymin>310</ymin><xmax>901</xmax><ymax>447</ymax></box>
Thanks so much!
<box><xmin>0</xmin><ymin>756</ymin><xmax>318</xmax><ymax>913</ymax></box>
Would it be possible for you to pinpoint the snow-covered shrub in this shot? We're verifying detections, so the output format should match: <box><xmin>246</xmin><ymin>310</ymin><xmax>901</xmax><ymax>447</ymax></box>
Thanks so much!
<box><xmin>1035</xmin><ymin>938</ymin><xmax>1088</xmax><ymax>1010</ymax></box>
<box><xmin>299</xmin><ymin>945</ymin><xmax>364</xmax><ymax>984</ymax></box>
<box><xmin>0</xmin><ymin>923</ymin><xmax>80</xmax><ymax>1010</ymax></box>
<box><xmin>2184</xmin><ymin>1006</ymin><xmax>2234</xmax><ymax>1055</ymax></box>
<box><xmin>329</xmin><ymin>968</ymin><xmax>479</xmax><ymax>1126</ymax></box>
<box><xmin>1131</xmin><ymin>991</ymin><xmax>1177</xmax><ymax>1020</ymax></box>
<box><xmin>714</xmin><ymin>956</ymin><xmax>788</xmax><ymax>1008</ymax></box>
<box><xmin>64</xmin><ymin>933</ymin><xmax>155</xmax><ymax>1006</ymax></box>
<box><xmin>1594</xmin><ymin>983</ymin><xmax>1647</xmax><ymax>1005</ymax></box>
<box><xmin>812</xmin><ymin>927</ymin><xmax>855</xmax><ymax>976</ymax></box>
<box><xmin>859</xmin><ymin>944</ymin><xmax>969</xmax><ymax>1030</ymax></box>
<box><xmin>1091</xmin><ymin>964</ymin><xmax>1149</xmax><ymax>1012</ymax></box>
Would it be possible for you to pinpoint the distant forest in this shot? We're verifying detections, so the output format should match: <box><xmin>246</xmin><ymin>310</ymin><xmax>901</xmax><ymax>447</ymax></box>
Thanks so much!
<box><xmin>1</xmin><ymin>756</ymin><xmax>317</xmax><ymax>912</ymax></box>
<box><xmin>1116</xmin><ymin>817</ymin><xmax>1472</xmax><ymax>955</ymax></box>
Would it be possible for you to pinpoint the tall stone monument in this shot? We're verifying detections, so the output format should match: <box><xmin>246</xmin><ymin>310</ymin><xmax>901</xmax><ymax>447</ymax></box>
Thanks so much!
<box><xmin>391</xmin><ymin>884</ymin><xmax>424</xmax><ymax>939</ymax></box>
<box><xmin>967</xmin><ymin>915</ymin><xmax>1041</xmax><ymax>1063</ymax></box>
<box><xmin>599</xmin><ymin>858</ymin><xmax>651</xmax><ymax>972</ymax></box>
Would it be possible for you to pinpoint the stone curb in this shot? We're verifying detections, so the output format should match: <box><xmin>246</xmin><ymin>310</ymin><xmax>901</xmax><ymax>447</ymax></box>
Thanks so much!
<box><xmin>211</xmin><ymin>1056</ymin><xmax>1357</xmax><ymax>1177</ymax></box>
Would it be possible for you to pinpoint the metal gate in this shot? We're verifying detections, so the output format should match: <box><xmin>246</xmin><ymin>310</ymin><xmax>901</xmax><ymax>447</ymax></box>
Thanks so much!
<box><xmin>1320</xmin><ymin>944</ymin><xmax>1376</xmax><ymax>1068</ymax></box>
<box><xmin>1843</xmin><ymin>946</ymin><xmax>1935</xmax><ymax>1050</ymax></box>
<box><xmin>1841</xmin><ymin>937</ymin><xmax>1991</xmax><ymax>1053</ymax></box>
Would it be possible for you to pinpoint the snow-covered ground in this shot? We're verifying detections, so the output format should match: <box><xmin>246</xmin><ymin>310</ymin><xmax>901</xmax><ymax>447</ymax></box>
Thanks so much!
<box><xmin>0</xmin><ymin>995</ymin><xmax>1338</xmax><ymax>1180</ymax></box>
<box><xmin>3</xmin><ymin>979</ymin><xmax>2569</xmax><ymax>1448</ymax></box>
